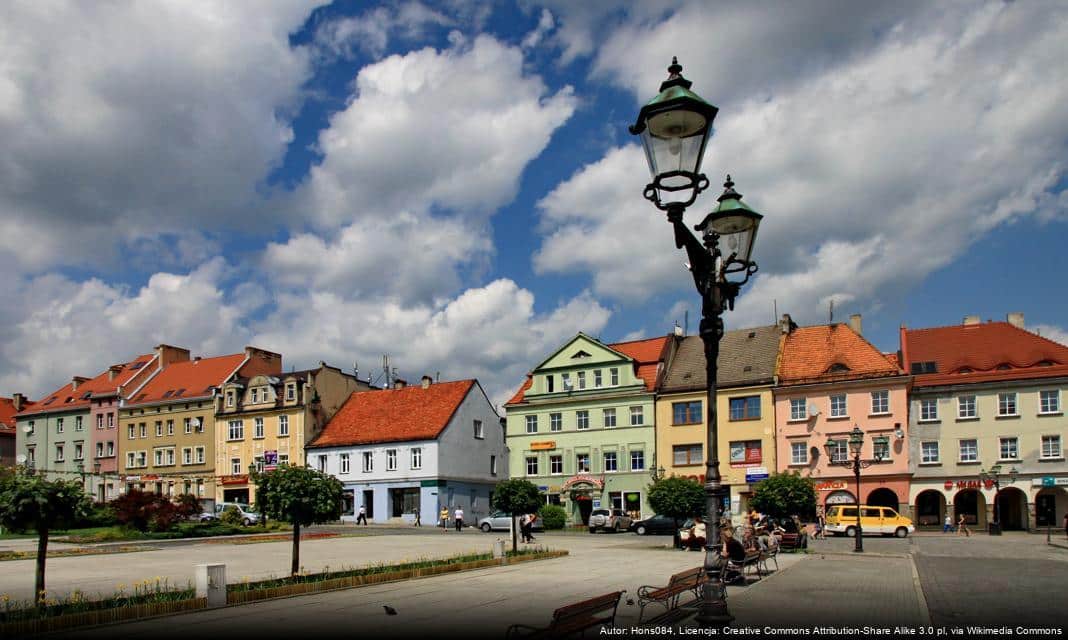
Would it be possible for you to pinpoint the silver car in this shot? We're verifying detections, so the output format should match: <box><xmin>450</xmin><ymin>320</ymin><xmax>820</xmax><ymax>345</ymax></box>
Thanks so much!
<box><xmin>215</xmin><ymin>502</ymin><xmax>261</xmax><ymax>526</ymax></box>
<box><xmin>588</xmin><ymin>508</ymin><xmax>633</xmax><ymax>533</ymax></box>
<box><xmin>478</xmin><ymin>511</ymin><xmax>544</xmax><ymax>533</ymax></box>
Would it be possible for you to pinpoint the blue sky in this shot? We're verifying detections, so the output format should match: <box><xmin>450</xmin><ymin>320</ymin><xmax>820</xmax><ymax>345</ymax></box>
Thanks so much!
<box><xmin>1</xmin><ymin>1</ymin><xmax>1066</xmax><ymax>406</ymax></box>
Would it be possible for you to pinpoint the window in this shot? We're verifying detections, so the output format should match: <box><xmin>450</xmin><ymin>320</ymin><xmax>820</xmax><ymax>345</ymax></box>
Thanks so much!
<box><xmin>830</xmin><ymin>394</ymin><xmax>847</xmax><ymax>418</ymax></box>
<box><xmin>286</xmin><ymin>383</ymin><xmax>296</xmax><ymax>401</ymax></box>
<box><xmin>96</xmin><ymin>442</ymin><xmax>104</xmax><ymax>458</ymax></box>
<box><xmin>546</xmin><ymin>375</ymin><xmax>554</xmax><ymax>393</ymax></box>
<box><xmin>251</xmin><ymin>388</ymin><xmax>259</xmax><ymax>404</ymax></box>
<box><xmin>561</xmin><ymin>373</ymin><xmax>571</xmax><ymax>390</ymax></box>
<box><xmin>362</xmin><ymin>452</ymin><xmax>373</xmax><ymax>472</ymax></box>
<box><xmin>136</xmin><ymin>451</ymin><xmax>146</xmax><ymax>467</ymax></box>
<box><xmin>473</xmin><ymin>419</ymin><xmax>484</xmax><ymax>439</ymax></box>
<box><xmin>279</xmin><ymin>453</ymin><xmax>289</xmax><ymax>466</ymax></box>
<box><xmin>525</xmin><ymin>415</ymin><xmax>538</xmax><ymax>434</ymax></box>
<box><xmin>107</xmin><ymin>413</ymin><xmax>114</xmax><ymax>428</ymax></box>
<box><xmin>226</xmin><ymin>390</ymin><xmax>235</xmax><ymax>407</ymax></box>
<box><xmin>317</xmin><ymin>455</ymin><xmax>326</xmax><ymax>472</ymax></box>
<box><xmin>1041</xmin><ymin>435</ymin><xmax>1062</xmax><ymax>459</ymax></box>
<box><xmin>630</xmin><ymin>406</ymin><xmax>644</xmax><ymax>426</ymax></box>
<box><xmin>491</xmin><ymin>455</ymin><xmax>497</xmax><ymax>475</ymax></box>
<box><xmin>921</xmin><ymin>442</ymin><xmax>940</xmax><ymax>464</ymax></box>
<box><xmin>999</xmin><ymin>437</ymin><xmax>1019</xmax><ymax>460</ymax></box>
<box><xmin>873</xmin><ymin>439</ymin><xmax>890</xmax><ymax>461</ymax></box>
<box><xmin>674</xmin><ymin>401</ymin><xmax>703</xmax><ymax>424</ymax></box>
<box><xmin>55</xmin><ymin>444</ymin><xmax>64</xmax><ymax>461</ymax></box>
<box><xmin>127</xmin><ymin>452</ymin><xmax>135</xmax><ymax>467</ymax></box>
<box><xmin>155</xmin><ymin>449</ymin><xmax>164</xmax><ymax>466</ymax></box>
<box><xmin>166</xmin><ymin>419</ymin><xmax>174</xmax><ymax>435</ymax></box>
<box><xmin>254</xmin><ymin>418</ymin><xmax>264</xmax><ymax>439</ymax></box>
<box><xmin>871</xmin><ymin>390</ymin><xmax>889</xmax><ymax>415</ymax></box>
<box><xmin>27</xmin><ymin>420</ymin><xmax>35</xmax><ymax>435</ymax></box>
<box><xmin>594</xmin><ymin>370</ymin><xmax>603</xmax><ymax>388</ymax></box>
<box><xmin>139</xmin><ymin>423</ymin><xmax>146</xmax><ymax>438</ymax></box>
<box><xmin>97</xmin><ymin>414</ymin><xmax>104</xmax><ymax>430</ymax></box>
<box><xmin>386</xmin><ymin>449</ymin><xmax>397</xmax><ymax>471</ymax></box>
<box><xmin>183</xmin><ymin>448</ymin><xmax>192</xmax><ymax>465</ymax></box>
<box><xmin>231</xmin><ymin>458</ymin><xmax>242</xmax><ymax>475</ymax></box>
<box><xmin>278</xmin><ymin>415</ymin><xmax>289</xmax><ymax>436</ymax></box>
<box><xmin>550</xmin><ymin>455</ymin><xmax>563</xmax><ymax>474</ymax></box>
<box><xmin>74</xmin><ymin>443</ymin><xmax>83</xmax><ymax>460</ymax></box>
<box><xmin>631</xmin><ymin>450</ymin><xmax>645</xmax><ymax>471</ymax></box>
<box><xmin>340</xmin><ymin>453</ymin><xmax>350</xmax><ymax>474</ymax></box>
<box><xmin>549</xmin><ymin>412</ymin><xmax>562</xmax><ymax>431</ymax></box>
<box><xmin>228</xmin><ymin>420</ymin><xmax>244</xmax><ymax>441</ymax></box>
<box><xmin>958</xmin><ymin>395</ymin><xmax>977</xmax><ymax>419</ymax></box>
<box><xmin>673</xmin><ymin>444</ymin><xmax>703</xmax><ymax>466</ymax></box>
<box><xmin>128</xmin><ymin>425</ymin><xmax>136</xmax><ymax>439</ymax></box>
<box><xmin>728</xmin><ymin>397</ymin><xmax>760</xmax><ymax>421</ymax></box>
<box><xmin>56</xmin><ymin>418</ymin><xmax>64</xmax><ymax>433</ymax></box>
<box><xmin>828</xmin><ymin>440</ymin><xmax>848</xmax><ymax>463</ymax></box>
<box><xmin>577</xmin><ymin>410</ymin><xmax>589</xmax><ymax>430</ymax></box>
<box><xmin>411</xmin><ymin>447</ymin><xmax>422</xmax><ymax>469</ymax></box>
<box><xmin>998</xmin><ymin>392</ymin><xmax>1017</xmax><ymax>416</ymax></box>
<box><xmin>526</xmin><ymin>456</ymin><xmax>538</xmax><ymax>475</ymax></box>
<box><xmin>195</xmin><ymin>446</ymin><xmax>205</xmax><ymax>464</ymax></box>
<box><xmin>610</xmin><ymin>368</ymin><xmax>619</xmax><ymax>386</ymax></box>
<box><xmin>790</xmin><ymin>442</ymin><xmax>808</xmax><ymax>465</ymax></box>
<box><xmin>106</xmin><ymin>441</ymin><xmax>114</xmax><ymax>456</ymax></box>
<box><xmin>183</xmin><ymin>418</ymin><xmax>192</xmax><ymax>434</ymax></box>
<box><xmin>603</xmin><ymin>408</ymin><xmax>616</xmax><ymax>428</ymax></box>
<box><xmin>919</xmin><ymin>399</ymin><xmax>938</xmax><ymax>421</ymax></box>
<box><xmin>790</xmin><ymin>398</ymin><xmax>807</xmax><ymax>421</ymax></box>
<box><xmin>1040</xmin><ymin>390</ymin><xmax>1060</xmax><ymax>414</ymax></box>
<box><xmin>75</xmin><ymin>416</ymin><xmax>83</xmax><ymax>431</ymax></box>
<box><xmin>155</xmin><ymin>421</ymin><xmax>163</xmax><ymax>437</ymax></box>
<box><xmin>576</xmin><ymin>453</ymin><xmax>590</xmax><ymax>473</ymax></box>
<box><xmin>959</xmin><ymin>439</ymin><xmax>978</xmax><ymax>463</ymax></box>
<box><xmin>604</xmin><ymin>451</ymin><xmax>618</xmax><ymax>472</ymax></box>
<box><xmin>577</xmin><ymin>371</ymin><xmax>586</xmax><ymax>389</ymax></box>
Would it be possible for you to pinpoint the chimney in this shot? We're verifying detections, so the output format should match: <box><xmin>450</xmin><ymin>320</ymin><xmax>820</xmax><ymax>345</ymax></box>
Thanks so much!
<box><xmin>848</xmin><ymin>314</ymin><xmax>862</xmax><ymax>335</ymax></box>
<box><xmin>193</xmin><ymin>356</ymin><xmax>202</xmax><ymax>363</ymax></box>
<box><xmin>963</xmin><ymin>315</ymin><xmax>981</xmax><ymax>326</ymax></box>
<box><xmin>108</xmin><ymin>365</ymin><xmax>123</xmax><ymax>381</ymax></box>
<box><xmin>673</xmin><ymin>322</ymin><xmax>684</xmax><ymax>337</ymax></box>
<box><xmin>1006</xmin><ymin>312</ymin><xmax>1024</xmax><ymax>328</ymax></box>
<box><xmin>12</xmin><ymin>392</ymin><xmax>25</xmax><ymax>411</ymax></box>
<box><xmin>155</xmin><ymin>344</ymin><xmax>191</xmax><ymax>366</ymax></box>
<box><xmin>71</xmin><ymin>376</ymin><xmax>90</xmax><ymax>391</ymax></box>
<box><xmin>394</xmin><ymin>379</ymin><xmax>407</xmax><ymax>390</ymax></box>
<box><xmin>780</xmin><ymin>313</ymin><xmax>796</xmax><ymax>335</ymax></box>
<box><xmin>421</xmin><ymin>375</ymin><xmax>433</xmax><ymax>389</ymax></box>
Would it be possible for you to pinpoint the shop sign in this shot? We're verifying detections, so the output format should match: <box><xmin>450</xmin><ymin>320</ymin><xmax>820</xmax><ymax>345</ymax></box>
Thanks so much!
<box><xmin>745</xmin><ymin>467</ymin><xmax>769</xmax><ymax>483</ymax></box>
<box><xmin>561</xmin><ymin>474</ymin><xmax>605</xmax><ymax>490</ymax></box>
<box><xmin>815</xmin><ymin>481</ymin><xmax>847</xmax><ymax>492</ymax></box>
<box><xmin>142</xmin><ymin>474</ymin><xmax>160</xmax><ymax>481</ymax></box>
<box><xmin>221</xmin><ymin>474</ymin><xmax>249</xmax><ymax>486</ymax></box>
<box><xmin>264</xmin><ymin>451</ymin><xmax>278</xmax><ymax>465</ymax></box>
<box><xmin>674</xmin><ymin>473</ymin><xmax>706</xmax><ymax>484</ymax></box>
<box><xmin>124</xmin><ymin>475</ymin><xmax>140</xmax><ymax>482</ymax></box>
<box><xmin>1034</xmin><ymin>476</ymin><xmax>1068</xmax><ymax>487</ymax></box>
<box><xmin>951</xmin><ymin>479</ymin><xmax>994</xmax><ymax>490</ymax></box>
<box><xmin>530</xmin><ymin>441</ymin><xmax>556</xmax><ymax>451</ymax></box>
<box><xmin>825</xmin><ymin>490</ymin><xmax>855</xmax><ymax>504</ymax></box>
<box><xmin>729</xmin><ymin>441</ymin><xmax>763</xmax><ymax>467</ymax></box>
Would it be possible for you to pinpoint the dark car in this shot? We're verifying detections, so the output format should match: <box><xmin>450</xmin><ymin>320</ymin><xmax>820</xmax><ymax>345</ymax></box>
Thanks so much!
<box><xmin>629</xmin><ymin>514</ymin><xmax>686</xmax><ymax>536</ymax></box>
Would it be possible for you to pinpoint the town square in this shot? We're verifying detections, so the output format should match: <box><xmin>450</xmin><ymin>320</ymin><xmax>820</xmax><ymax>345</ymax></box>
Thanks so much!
<box><xmin>1</xmin><ymin>1</ymin><xmax>1067</xmax><ymax>638</ymax></box>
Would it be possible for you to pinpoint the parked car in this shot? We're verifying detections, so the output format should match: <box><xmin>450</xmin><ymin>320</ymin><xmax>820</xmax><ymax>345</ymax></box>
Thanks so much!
<box><xmin>215</xmin><ymin>502</ymin><xmax>261</xmax><ymax>526</ymax></box>
<box><xmin>478</xmin><ymin>511</ymin><xmax>544</xmax><ymax>533</ymax></box>
<box><xmin>195</xmin><ymin>511</ymin><xmax>218</xmax><ymax>523</ymax></box>
<box><xmin>825</xmin><ymin>504</ymin><xmax>914</xmax><ymax>538</ymax></box>
<box><xmin>629</xmin><ymin>514</ymin><xmax>685</xmax><ymax>536</ymax></box>
<box><xmin>588</xmin><ymin>508</ymin><xmax>633</xmax><ymax>533</ymax></box>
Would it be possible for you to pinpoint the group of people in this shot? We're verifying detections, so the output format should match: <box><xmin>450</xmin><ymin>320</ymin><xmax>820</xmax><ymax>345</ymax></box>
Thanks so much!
<box><xmin>439</xmin><ymin>506</ymin><xmax>465</xmax><ymax>532</ymax></box>
<box><xmin>519</xmin><ymin>512</ymin><xmax>539</xmax><ymax>542</ymax></box>
<box><xmin>942</xmin><ymin>514</ymin><xmax>972</xmax><ymax>536</ymax></box>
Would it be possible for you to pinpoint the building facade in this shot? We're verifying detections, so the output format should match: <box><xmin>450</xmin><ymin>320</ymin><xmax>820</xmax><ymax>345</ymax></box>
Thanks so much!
<box><xmin>308</xmin><ymin>378</ymin><xmax>505</xmax><ymax>526</ymax></box>
<box><xmin>214</xmin><ymin>363</ymin><xmax>369</xmax><ymax>504</ymax></box>
<box><xmin>505</xmin><ymin>334</ymin><xmax>668</xmax><ymax>525</ymax></box>
<box><xmin>656</xmin><ymin>325</ymin><xmax>781</xmax><ymax>517</ymax></box>
<box><xmin>902</xmin><ymin>314</ymin><xmax>1068</xmax><ymax>531</ymax></box>
<box><xmin>774</xmin><ymin>315</ymin><xmax>912</xmax><ymax>514</ymax></box>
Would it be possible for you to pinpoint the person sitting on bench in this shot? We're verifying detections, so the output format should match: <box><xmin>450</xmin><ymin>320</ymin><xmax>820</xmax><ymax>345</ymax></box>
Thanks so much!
<box><xmin>719</xmin><ymin>527</ymin><xmax>747</xmax><ymax>583</ymax></box>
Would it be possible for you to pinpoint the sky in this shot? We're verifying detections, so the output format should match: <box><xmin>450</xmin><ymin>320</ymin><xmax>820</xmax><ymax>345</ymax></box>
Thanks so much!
<box><xmin>1</xmin><ymin>0</ymin><xmax>1066</xmax><ymax>409</ymax></box>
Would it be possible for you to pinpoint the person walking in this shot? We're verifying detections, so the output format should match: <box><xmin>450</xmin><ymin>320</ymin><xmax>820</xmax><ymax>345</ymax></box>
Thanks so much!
<box><xmin>943</xmin><ymin>514</ymin><xmax>953</xmax><ymax>534</ymax></box>
<box><xmin>454</xmin><ymin>506</ymin><xmax>464</xmax><ymax>532</ymax></box>
<box><xmin>816</xmin><ymin>506</ymin><xmax>827</xmax><ymax>540</ymax></box>
<box><xmin>356</xmin><ymin>504</ymin><xmax>368</xmax><ymax>526</ymax></box>
<box><xmin>412</xmin><ymin>509</ymin><xmax>421</xmax><ymax>527</ymax></box>
<box><xmin>526</xmin><ymin>513</ymin><xmax>538</xmax><ymax>542</ymax></box>
<box><xmin>957</xmin><ymin>513</ymin><xmax>970</xmax><ymax>537</ymax></box>
<box><xmin>440</xmin><ymin>506</ymin><xmax>449</xmax><ymax>532</ymax></box>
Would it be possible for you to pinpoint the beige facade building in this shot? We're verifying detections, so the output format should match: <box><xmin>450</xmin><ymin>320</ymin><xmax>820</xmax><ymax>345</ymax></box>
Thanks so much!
<box><xmin>214</xmin><ymin>363</ymin><xmax>370</xmax><ymax>504</ymax></box>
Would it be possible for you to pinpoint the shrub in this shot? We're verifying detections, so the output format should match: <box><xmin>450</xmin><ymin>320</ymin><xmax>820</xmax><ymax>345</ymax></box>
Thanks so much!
<box><xmin>110</xmin><ymin>490</ymin><xmax>182</xmax><ymax>532</ymax></box>
<box><xmin>219</xmin><ymin>505</ymin><xmax>244</xmax><ymax>526</ymax></box>
<box><xmin>174</xmin><ymin>494</ymin><xmax>201</xmax><ymax>519</ymax></box>
<box><xmin>538</xmin><ymin>504</ymin><xmax>566</xmax><ymax>530</ymax></box>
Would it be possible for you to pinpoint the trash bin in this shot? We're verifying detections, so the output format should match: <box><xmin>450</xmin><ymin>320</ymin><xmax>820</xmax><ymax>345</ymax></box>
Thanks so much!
<box><xmin>988</xmin><ymin>522</ymin><xmax>1002</xmax><ymax>536</ymax></box>
<box><xmin>492</xmin><ymin>539</ymin><xmax>505</xmax><ymax>559</ymax></box>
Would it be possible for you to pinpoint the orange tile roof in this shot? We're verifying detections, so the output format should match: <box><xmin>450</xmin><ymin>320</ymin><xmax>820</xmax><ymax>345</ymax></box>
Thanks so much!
<box><xmin>505</xmin><ymin>335</ymin><xmax>668</xmax><ymax>405</ymax></box>
<box><xmin>903</xmin><ymin>322</ymin><xmax>1068</xmax><ymax>387</ymax></box>
<box><xmin>127</xmin><ymin>354</ymin><xmax>246</xmax><ymax>405</ymax></box>
<box><xmin>0</xmin><ymin>397</ymin><xmax>21</xmax><ymax>436</ymax></box>
<box><xmin>779</xmin><ymin>324</ymin><xmax>901</xmax><ymax>385</ymax></box>
<box><xmin>310</xmin><ymin>380</ymin><xmax>478</xmax><ymax>447</ymax></box>
<box><xmin>17</xmin><ymin>354</ymin><xmax>156</xmax><ymax>417</ymax></box>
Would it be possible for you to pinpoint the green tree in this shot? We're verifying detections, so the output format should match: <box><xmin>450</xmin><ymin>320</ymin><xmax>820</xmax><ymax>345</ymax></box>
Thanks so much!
<box><xmin>0</xmin><ymin>468</ymin><xmax>92</xmax><ymax>604</ymax></box>
<box><xmin>219</xmin><ymin>505</ymin><xmax>244</xmax><ymax>526</ymax></box>
<box><xmin>491</xmin><ymin>479</ymin><xmax>541</xmax><ymax>552</ymax></box>
<box><xmin>749</xmin><ymin>471</ymin><xmax>817</xmax><ymax>519</ymax></box>
<box><xmin>538</xmin><ymin>504</ymin><xmax>567</xmax><ymax>530</ymax></box>
<box><xmin>253</xmin><ymin>465</ymin><xmax>342</xmax><ymax>575</ymax></box>
<box><xmin>647</xmin><ymin>476</ymin><xmax>706</xmax><ymax>531</ymax></box>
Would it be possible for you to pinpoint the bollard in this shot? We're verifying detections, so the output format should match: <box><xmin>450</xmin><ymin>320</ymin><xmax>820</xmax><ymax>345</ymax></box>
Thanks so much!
<box><xmin>492</xmin><ymin>539</ymin><xmax>505</xmax><ymax>560</ymax></box>
<box><xmin>195</xmin><ymin>563</ymin><xmax>227</xmax><ymax>608</ymax></box>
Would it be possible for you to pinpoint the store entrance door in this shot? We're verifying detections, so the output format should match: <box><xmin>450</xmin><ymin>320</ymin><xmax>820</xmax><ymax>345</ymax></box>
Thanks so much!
<box><xmin>577</xmin><ymin>498</ymin><xmax>593</xmax><ymax>525</ymax></box>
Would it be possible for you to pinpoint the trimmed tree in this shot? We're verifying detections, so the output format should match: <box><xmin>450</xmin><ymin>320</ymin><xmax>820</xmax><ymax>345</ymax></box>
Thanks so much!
<box><xmin>647</xmin><ymin>476</ymin><xmax>706</xmax><ymax>532</ymax></box>
<box><xmin>749</xmin><ymin>471</ymin><xmax>817</xmax><ymax>519</ymax></box>
<box><xmin>253</xmin><ymin>465</ymin><xmax>342</xmax><ymax>575</ymax></box>
<box><xmin>0</xmin><ymin>468</ymin><xmax>92</xmax><ymax>604</ymax></box>
<box><xmin>491</xmin><ymin>479</ymin><xmax>542</xmax><ymax>552</ymax></box>
<box><xmin>110</xmin><ymin>489</ymin><xmax>180</xmax><ymax>532</ymax></box>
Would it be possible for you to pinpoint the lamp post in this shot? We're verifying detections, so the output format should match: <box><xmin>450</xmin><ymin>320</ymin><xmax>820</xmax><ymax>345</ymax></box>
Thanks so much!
<box><xmin>824</xmin><ymin>426</ymin><xmax>885</xmax><ymax>553</ymax></box>
<box><xmin>631</xmin><ymin>58</ymin><xmax>762</xmax><ymax>626</ymax></box>
<box><xmin>980</xmin><ymin>463</ymin><xmax>1018</xmax><ymax>535</ymax></box>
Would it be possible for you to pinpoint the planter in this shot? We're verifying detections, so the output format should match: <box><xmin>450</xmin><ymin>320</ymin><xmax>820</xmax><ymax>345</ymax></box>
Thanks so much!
<box><xmin>0</xmin><ymin>598</ymin><xmax>206</xmax><ymax>636</ymax></box>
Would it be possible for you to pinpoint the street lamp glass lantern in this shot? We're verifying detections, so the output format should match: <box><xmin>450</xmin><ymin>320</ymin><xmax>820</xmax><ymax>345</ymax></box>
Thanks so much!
<box><xmin>848</xmin><ymin>426</ymin><xmax>865</xmax><ymax>456</ymax></box>
<box><xmin>696</xmin><ymin>177</ymin><xmax>763</xmax><ymax>271</ymax></box>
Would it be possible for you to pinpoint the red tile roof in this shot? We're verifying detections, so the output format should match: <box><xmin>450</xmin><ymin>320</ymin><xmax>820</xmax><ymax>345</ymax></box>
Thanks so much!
<box><xmin>17</xmin><ymin>354</ymin><xmax>156</xmax><ymax>417</ymax></box>
<box><xmin>0</xmin><ymin>397</ymin><xmax>21</xmax><ymax>437</ymax></box>
<box><xmin>505</xmin><ymin>335</ymin><xmax>668</xmax><ymax>405</ymax></box>
<box><xmin>902</xmin><ymin>321</ymin><xmax>1068</xmax><ymax>387</ymax></box>
<box><xmin>310</xmin><ymin>380</ymin><xmax>477</xmax><ymax>447</ymax></box>
<box><xmin>127</xmin><ymin>354</ymin><xmax>246</xmax><ymax>405</ymax></box>
<box><xmin>779</xmin><ymin>324</ymin><xmax>901</xmax><ymax>385</ymax></box>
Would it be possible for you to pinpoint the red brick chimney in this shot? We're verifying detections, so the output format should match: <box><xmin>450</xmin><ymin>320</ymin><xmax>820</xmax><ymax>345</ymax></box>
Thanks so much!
<box><xmin>12</xmin><ymin>392</ymin><xmax>26</xmax><ymax>411</ymax></box>
<box><xmin>71</xmin><ymin>376</ymin><xmax>90</xmax><ymax>392</ymax></box>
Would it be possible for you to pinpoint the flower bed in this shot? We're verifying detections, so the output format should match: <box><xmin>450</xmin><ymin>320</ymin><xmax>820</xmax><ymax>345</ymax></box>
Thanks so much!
<box><xmin>0</xmin><ymin>545</ymin><xmax>158</xmax><ymax>562</ymax></box>
<box><xmin>204</xmin><ymin>532</ymin><xmax>339</xmax><ymax>545</ymax></box>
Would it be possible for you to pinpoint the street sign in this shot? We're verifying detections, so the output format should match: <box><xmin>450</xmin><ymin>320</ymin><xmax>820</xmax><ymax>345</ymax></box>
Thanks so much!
<box><xmin>745</xmin><ymin>467</ymin><xmax>769</xmax><ymax>483</ymax></box>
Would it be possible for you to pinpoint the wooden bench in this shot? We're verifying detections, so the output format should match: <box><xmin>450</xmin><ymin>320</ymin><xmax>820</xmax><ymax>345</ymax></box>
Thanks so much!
<box><xmin>721</xmin><ymin>549</ymin><xmax>763</xmax><ymax>584</ymax></box>
<box><xmin>636</xmin><ymin>567</ymin><xmax>708</xmax><ymax>622</ymax></box>
<box><xmin>779</xmin><ymin>532</ymin><xmax>807</xmax><ymax>552</ymax></box>
<box><xmin>506</xmin><ymin>590</ymin><xmax>626</xmax><ymax>639</ymax></box>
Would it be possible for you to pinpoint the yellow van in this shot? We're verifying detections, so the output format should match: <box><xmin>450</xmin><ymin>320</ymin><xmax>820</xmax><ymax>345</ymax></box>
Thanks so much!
<box><xmin>824</xmin><ymin>505</ymin><xmax>915</xmax><ymax>538</ymax></box>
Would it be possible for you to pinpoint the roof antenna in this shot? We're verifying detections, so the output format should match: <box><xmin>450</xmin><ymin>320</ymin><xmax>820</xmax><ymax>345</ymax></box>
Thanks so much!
<box><xmin>353</xmin><ymin>361</ymin><xmax>358</xmax><ymax>379</ymax></box>
<box><xmin>684</xmin><ymin>309</ymin><xmax>689</xmax><ymax>336</ymax></box>
<box><xmin>829</xmin><ymin>298</ymin><xmax>834</xmax><ymax>323</ymax></box>
<box><xmin>773</xmin><ymin>299</ymin><xmax>778</xmax><ymax>323</ymax></box>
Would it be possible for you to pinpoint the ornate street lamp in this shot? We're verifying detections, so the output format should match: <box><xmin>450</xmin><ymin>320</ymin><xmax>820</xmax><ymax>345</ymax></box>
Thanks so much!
<box><xmin>980</xmin><ymin>463</ymin><xmax>1018</xmax><ymax>535</ymax></box>
<box><xmin>632</xmin><ymin>58</ymin><xmax>762</xmax><ymax>627</ymax></box>
<box><xmin>824</xmin><ymin>426</ymin><xmax>885</xmax><ymax>553</ymax></box>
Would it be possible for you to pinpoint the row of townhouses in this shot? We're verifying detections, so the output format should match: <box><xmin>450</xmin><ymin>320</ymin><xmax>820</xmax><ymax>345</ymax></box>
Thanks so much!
<box><xmin>1</xmin><ymin>311</ymin><xmax>1065</xmax><ymax>531</ymax></box>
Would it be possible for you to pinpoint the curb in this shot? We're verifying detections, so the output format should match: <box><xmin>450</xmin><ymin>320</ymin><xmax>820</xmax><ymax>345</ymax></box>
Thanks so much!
<box><xmin>907</xmin><ymin>553</ymin><xmax>932</xmax><ymax>625</ymax></box>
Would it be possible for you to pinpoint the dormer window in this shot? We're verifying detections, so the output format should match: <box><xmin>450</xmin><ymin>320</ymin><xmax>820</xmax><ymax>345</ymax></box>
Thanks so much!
<box><xmin>251</xmin><ymin>388</ymin><xmax>259</xmax><ymax>403</ymax></box>
<box><xmin>827</xmin><ymin>363</ymin><xmax>851</xmax><ymax>373</ymax></box>
<box><xmin>225</xmin><ymin>390</ymin><xmax>235</xmax><ymax>408</ymax></box>
<box><xmin>286</xmin><ymin>383</ymin><xmax>296</xmax><ymax>401</ymax></box>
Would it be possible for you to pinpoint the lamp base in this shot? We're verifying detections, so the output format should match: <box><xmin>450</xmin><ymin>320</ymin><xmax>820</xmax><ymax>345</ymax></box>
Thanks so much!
<box><xmin>987</xmin><ymin>523</ymin><xmax>1002</xmax><ymax>536</ymax></box>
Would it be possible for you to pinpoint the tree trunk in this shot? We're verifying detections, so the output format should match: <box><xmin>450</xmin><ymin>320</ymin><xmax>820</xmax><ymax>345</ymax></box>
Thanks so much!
<box><xmin>511</xmin><ymin>515</ymin><xmax>518</xmax><ymax>553</ymax></box>
<box><xmin>291</xmin><ymin>522</ymin><xmax>301</xmax><ymax>576</ymax></box>
<box><xmin>35</xmin><ymin>527</ymin><xmax>48</xmax><ymax>606</ymax></box>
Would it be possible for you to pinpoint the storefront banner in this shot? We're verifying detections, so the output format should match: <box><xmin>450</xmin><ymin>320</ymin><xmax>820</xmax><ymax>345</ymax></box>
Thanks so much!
<box><xmin>1034</xmin><ymin>476</ymin><xmax>1068</xmax><ymax>487</ymax></box>
<box><xmin>745</xmin><ymin>467</ymin><xmax>769</xmax><ymax>483</ymax></box>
